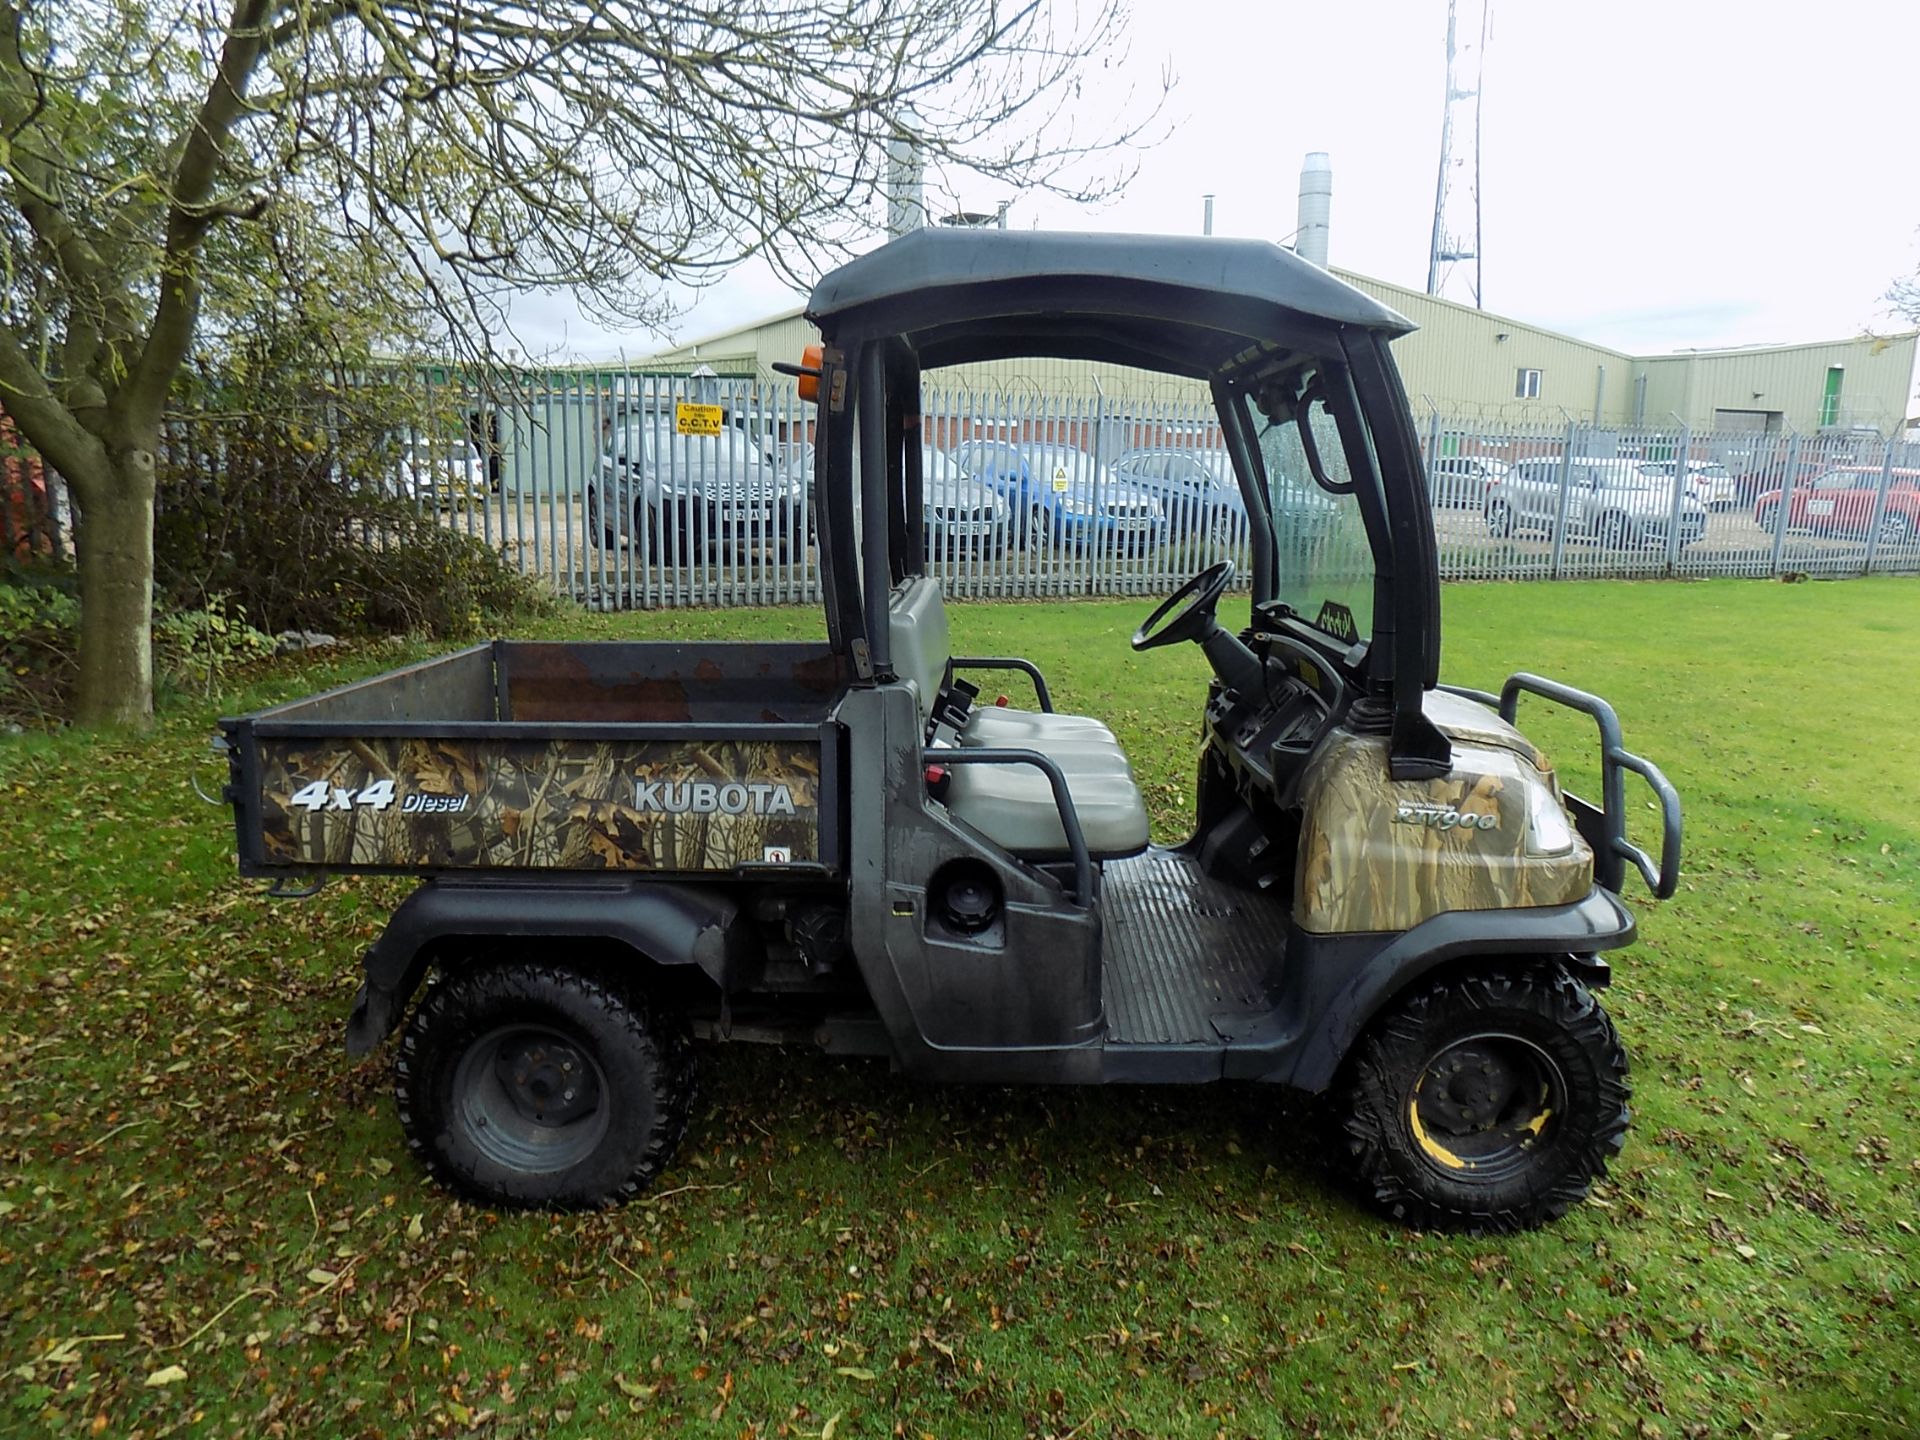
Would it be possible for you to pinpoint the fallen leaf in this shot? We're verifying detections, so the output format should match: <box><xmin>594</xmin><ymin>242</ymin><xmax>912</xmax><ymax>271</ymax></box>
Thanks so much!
<box><xmin>834</xmin><ymin>1366</ymin><xmax>878</xmax><ymax>1382</ymax></box>
<box><xmin>1734</xmin><ymin>1244</ymin><xmax>1758</xmax><ymax>1260</ymax></box>
<box><xmin>144</xmin><ymin>1365</ymin><xmax>188</xmax><ymax>1388</ymax></box>
<box><xmin>306</xmin><ymin>1267</ymin><xmax>337</xmax><ymax>1285</ymax></box>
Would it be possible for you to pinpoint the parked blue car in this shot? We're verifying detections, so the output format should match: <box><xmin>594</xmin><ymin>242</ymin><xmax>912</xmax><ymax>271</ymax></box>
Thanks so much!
<box><xmin>946</xmin><ymin>441</ymin><xmax>1165</xmax><ymax>552</ymax></box>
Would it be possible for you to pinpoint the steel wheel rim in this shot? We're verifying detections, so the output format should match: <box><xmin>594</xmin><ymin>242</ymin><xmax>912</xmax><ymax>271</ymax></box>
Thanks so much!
<box><xmin>1406</xmin><ymin>1031</ymin><xmax>1566</xmax><ymax>1183</ymax></box>
<box><xmin>452</xmin><ymin>1023</ymin><xmax>610</xmax><ymax>1175</ymax></box>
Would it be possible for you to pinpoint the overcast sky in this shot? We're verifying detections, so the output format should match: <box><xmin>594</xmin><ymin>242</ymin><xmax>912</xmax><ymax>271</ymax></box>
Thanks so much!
<box><xmin>504</xmin><ymin>0</ymin><xmax>1920</xmax><ymax>374</ymax></box>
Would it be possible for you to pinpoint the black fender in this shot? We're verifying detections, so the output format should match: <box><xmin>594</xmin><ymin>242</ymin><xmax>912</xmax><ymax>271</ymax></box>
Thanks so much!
<box><xmin>345</xmin><ymin>879</ymin><xmax>759</xmax><ymax>1057</ymax></box>
<box><xmin>1239</xmin><ymin>887</ymin><xmax>1636</xmax><ymax>1092</ymax></box>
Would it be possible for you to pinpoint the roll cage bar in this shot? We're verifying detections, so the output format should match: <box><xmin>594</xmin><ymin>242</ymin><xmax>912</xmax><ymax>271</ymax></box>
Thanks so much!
<box><xmin>804</xmin><ymin>229</ymin><xmax>1451</xmax><ymax>778</ymax></box>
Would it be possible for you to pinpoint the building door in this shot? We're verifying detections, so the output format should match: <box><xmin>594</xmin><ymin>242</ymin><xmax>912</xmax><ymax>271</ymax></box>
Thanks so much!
<box><xmin>1820</xmin><ymin>367</ymin><xmax>1844</xmax><ymax>427</ymax></box>
<box><xmin>1712</xmin><ymin>408</ymin><xmax>1782</xmax><ymax>435</ymax></box>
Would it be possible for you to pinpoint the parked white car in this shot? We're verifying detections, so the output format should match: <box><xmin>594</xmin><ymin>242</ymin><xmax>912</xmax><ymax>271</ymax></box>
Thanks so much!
<box><xmin>390</xmin><ymin>439</ymin><xmax>486</xmax><ymax>506</ymax></box>
<box><xmin>1426</xmin><ymin>454</ymin><xmax>1511</xmax><ymax>509</ymax></box>
<box><xmin>923</xmin><ymin>446</ymin><xmax>1012</xmax><ymax>555</ymax></box>
<box><xmin>1485</xmin><ymin>456</ymin><xmax>1708</xmax><ymax>550</ymax></box>
<box><xmin>1688</xmin><ymin>463</ymin><xmax>1737</xmax><ymax>511</ymax></box>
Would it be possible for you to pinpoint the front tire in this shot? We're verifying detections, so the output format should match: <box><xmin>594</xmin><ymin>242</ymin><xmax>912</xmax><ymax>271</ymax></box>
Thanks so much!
<box><xmin>1026</xmin><ymin>504</ymin><xmax>1050</xmax><ymax>550</ymax></box>
<box><xmin>395</xmin><ymin>962</ymin><xmax>694</xmax><ymax>1210</ymax></box>
<box><xmin>1336</xmin><ymin>966</ymin><xmax>1629</xmax><ymax>1233</ymax></box>
<box><xmin>1484</xmin><ymin>499</ymin><xmax>1514</xmax><ymax>538</ymax></box>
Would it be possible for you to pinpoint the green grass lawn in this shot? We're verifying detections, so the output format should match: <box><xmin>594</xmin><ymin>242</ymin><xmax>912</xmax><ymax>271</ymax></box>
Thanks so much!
<box><xmin>1</xmin><ymin>577</ymin><xmax>1916</xmax><ymax>1438</ymax></box>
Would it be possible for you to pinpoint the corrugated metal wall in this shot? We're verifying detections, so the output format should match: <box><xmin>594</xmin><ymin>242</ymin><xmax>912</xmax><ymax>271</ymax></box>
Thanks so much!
<box><xmin>1337</xmin><ymin>272</ymin><xmax>1639</xmax><ymax>425</ymax></box>
<box><xmin>637</xmin><ymin>274</ymin><xmax>1917</xmax><ymax>433</ymax></box>
<box><xmin>1635</xmin><ymin>334</ymin><xmax>1918</xmax><ymax>433</ymax></box>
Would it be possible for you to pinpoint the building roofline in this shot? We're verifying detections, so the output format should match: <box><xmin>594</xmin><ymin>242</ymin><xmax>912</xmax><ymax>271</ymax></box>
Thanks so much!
<box><xmin>627</xmin><ymin>270</ymin><xmax>1919</xmax><ymax>375</ymax></box>
<box><xmin>1331</xmin><ymin>268</ymin><xmax>1641</xmax><ymax>362</ymax></box>
<box><xmin>646</xmin><ymin>303</ymin><xmax>809</xmax><ymax>361</ymax></box>
<box><xmin>1640</xmin><ymin>331</ymin><xmax>1920</xmax><ymax>362</ymax></box>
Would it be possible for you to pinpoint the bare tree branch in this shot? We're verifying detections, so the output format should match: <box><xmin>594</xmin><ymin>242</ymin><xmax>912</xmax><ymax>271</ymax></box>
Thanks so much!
<box><xmin>0</xmin><ymin>0</ymin><xmax>1164</xmax><ymax>725</ymax></box>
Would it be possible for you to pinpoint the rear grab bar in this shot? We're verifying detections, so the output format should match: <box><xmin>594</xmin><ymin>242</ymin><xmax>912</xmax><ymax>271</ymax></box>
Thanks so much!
<box><xmin>1494</xmin><ymin>673</ymin><xmax>1683</xmax><ymax>900</ymax></box>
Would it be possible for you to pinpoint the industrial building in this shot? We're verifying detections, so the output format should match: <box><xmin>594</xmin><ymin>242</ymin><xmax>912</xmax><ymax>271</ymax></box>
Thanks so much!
<box><xmin>638</xmin><ymin>270</ymin><xmax>1917</xmax><ymax>437</ymax></box>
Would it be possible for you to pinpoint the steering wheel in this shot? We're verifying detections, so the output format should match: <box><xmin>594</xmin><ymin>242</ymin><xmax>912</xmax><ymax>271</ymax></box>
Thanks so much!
<box><xmin>1132</xmin><ymin>560</ymin><xmax>1236</xmax><ymax>651</ymax></box>
<box><xmin>1258</xmin><ymin>629</ymin><xmax>1348</xmax><ymax>722</ymax></box>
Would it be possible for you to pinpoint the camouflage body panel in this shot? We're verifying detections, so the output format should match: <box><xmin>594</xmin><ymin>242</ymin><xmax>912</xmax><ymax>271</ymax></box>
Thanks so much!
<box><xmin>1293</xmin><ymin>719</ymin><xmax>1592</xmax><ymax>935</ymax></box>
<box><xmin>1420</xmin><ymin>688</ymin><xmax>1549</xmax><ymax>768</ymax></box>
<box><xmin>256</xmin><ymin>735</ymin><xmax>823</xmax><ymax>872</ymax></box>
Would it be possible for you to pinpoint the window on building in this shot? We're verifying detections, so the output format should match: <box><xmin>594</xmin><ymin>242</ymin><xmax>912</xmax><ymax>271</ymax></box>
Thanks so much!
<box><xmin>1820</xmin><ymin>366</ymin><xmax>1844</xmax><ymax>427</ymax></box>
<box><xmin>1515</xmin><ymin>368</ymin><xmax>1543</xmax><ymax>399</ymax></box>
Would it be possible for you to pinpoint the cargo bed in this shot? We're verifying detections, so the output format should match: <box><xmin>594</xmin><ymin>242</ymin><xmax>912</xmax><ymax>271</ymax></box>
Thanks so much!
<box><xmin>221</xmin><ymin>640</ymin><xmax>849</xmax><ymax>878</ymax></box>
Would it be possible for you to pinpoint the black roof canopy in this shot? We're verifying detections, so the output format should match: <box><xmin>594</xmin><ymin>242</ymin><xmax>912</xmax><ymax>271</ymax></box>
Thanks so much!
<box><xmin>806</xmin><ymin>228</ymin><xmax>1414</xmax><ymax>380</ymax></box>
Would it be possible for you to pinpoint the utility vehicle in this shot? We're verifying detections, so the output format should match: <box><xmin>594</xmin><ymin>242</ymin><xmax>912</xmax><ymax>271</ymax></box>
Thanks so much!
<box><xmin>221</xmin><ymin>230</ymin><xmax>1681</xmax><ymax>1231</ymax></box>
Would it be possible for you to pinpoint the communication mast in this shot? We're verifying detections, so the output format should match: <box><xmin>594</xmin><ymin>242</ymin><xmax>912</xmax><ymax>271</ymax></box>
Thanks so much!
<box><xmin>1426</xmin><ymin>0</ymin><xmax>1489</xmax><ymax>307</ymax></box>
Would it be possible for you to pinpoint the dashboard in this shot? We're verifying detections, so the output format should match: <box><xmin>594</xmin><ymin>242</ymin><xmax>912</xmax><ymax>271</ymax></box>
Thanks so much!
<box><xmin>1202</xmin><ymin>623</ymin><xmax>1356</xmax><ymax>802</ymax></box>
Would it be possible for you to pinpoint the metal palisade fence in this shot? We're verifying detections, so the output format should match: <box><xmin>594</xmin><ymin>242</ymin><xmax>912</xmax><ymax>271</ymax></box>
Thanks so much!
<box><xmin>8</xmin><ymin>371</ymin><xmax>1919</xmax><ymax>598</ymax></box>
<box><xmin>473</xmin><ymin>374</ymin><xmax>1920</xmax><ymax>604</ymax></box>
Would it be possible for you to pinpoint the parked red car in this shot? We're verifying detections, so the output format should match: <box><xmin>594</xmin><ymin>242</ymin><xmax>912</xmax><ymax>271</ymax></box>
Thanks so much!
<box><xmin>1754</xmin><ymin>467</ymin><xmax>1920</xmax><ymax>545</ymax></box>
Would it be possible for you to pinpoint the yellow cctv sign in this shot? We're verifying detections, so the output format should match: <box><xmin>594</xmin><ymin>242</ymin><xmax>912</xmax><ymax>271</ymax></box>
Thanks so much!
<box><xmin>676</xmin><ymin>402</ymin><xmax>724</xmax><ymax>436</ymax></box>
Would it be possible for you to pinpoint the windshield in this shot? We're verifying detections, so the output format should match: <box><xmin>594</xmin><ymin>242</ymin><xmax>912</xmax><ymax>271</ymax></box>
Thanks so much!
<box><xmin>1254</xmin><ymin>385</ymin><xmax>1374</xmax><ymax>641</ymax></box>
<box><xmin>922</xmin><ymin>448</ymin><xmax>967</xmax><ymax>487</ymax></box>
<box><xmin>1027</xmin><ymin>445</ymin><xmax>1107</xmax><ymax>481</ymax></box>
<box><xmin>616</xmin><ymin>424</ymin><xmax>764</xmax><ymax>472</ymax></box>
<box><xmin>402</xmin><ymin>439</ymin><xmax>478</xmax><ymax>464</ymax></box>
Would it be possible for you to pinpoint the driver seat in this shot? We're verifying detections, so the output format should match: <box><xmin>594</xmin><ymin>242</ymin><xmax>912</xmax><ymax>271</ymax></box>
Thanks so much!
<box><xmin>887</xmin><ymin>577</ymin><xmax>1148</xmax><ymax>859</ymax></box>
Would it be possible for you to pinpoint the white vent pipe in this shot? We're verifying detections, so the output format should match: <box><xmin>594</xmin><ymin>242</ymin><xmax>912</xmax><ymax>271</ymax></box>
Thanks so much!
<box><xmin>1296</xmin><ymin>152</ymin><xmax>1332</xmax><ymax>267</ymax></box>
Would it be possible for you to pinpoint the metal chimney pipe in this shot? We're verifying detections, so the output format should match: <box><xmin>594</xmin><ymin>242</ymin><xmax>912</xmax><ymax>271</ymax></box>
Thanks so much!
<box><xmin>1203</xmin><ymin>194</ymin><xmax>1215</xmax><ymax>236</ymax></box>
<box><xmin>886</xmin><ymin>121</ymin><xmax>925</xmax><ymax>237</ymax></box>
<box><xmin>1296</xmin><ymin>152</ymin><xmax>1332</xmax><ymax>267</ymax></box>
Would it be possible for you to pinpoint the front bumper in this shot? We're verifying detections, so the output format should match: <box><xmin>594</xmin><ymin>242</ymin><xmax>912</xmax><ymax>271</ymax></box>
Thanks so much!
<box><xmin>650</xmin><ymin>497</ymin><xmax>807</xmax><ymax>549</ymax></box>
<box><xmin>1047</xmin><ymin>514</ymin><xmax>1165</xmax><ymax>552</ymax></box>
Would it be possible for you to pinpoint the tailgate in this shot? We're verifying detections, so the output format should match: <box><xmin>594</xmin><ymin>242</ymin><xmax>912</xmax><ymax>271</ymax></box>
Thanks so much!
<box><xmin>221</xmin><ymin>642</ymin><xmax>844</xmax><ymax>877</ymax></box>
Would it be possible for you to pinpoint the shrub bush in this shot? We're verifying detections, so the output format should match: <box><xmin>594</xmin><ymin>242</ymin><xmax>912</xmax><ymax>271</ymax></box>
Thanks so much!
<box><xmin>0</xmin><ymin>571</ymin><xmax>278</xmax><ymax>721</ymax></box>
<box><xmin>153</xmin><ymin>388</ymin><xmax>546</xmax><ymax>641</ymax></box>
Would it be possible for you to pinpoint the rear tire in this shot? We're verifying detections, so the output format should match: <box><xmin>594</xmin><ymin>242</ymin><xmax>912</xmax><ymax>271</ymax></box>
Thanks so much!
<box><xmin>1597</xmin><ymin>511</ymin><xmax>1633</xmax><ymax>550</ymax></box>
<box><xmin>1484</xmin><ymin>499</ymin><xmax>1514</xmax><ymax>538</ymax></box>
<box><xmin>1878</xmin><ymin>511</ymin><xmax>1912</xmax><ymax>546</ymax></box>
<box><xmin>395</xmin><ymin>962</ymin><xmax>695</xmax><ymax>1210</ymax></box>
<box><xmin>587</xmin><ymin>486</ymin><xmax>617</xmax><ymax>546</ymax></box>
<box><xmin>1336</xmin><ymin>966</ymin><xmax>1629</xmax><ymax>1233</ymax></box>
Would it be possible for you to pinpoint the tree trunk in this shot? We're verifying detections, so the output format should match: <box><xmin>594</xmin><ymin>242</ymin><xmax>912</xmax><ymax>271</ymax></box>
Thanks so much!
<box><xmin>71</xmin><ymin>441</ymin><xmax>157</xmax><ymax>729</ymax></box>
